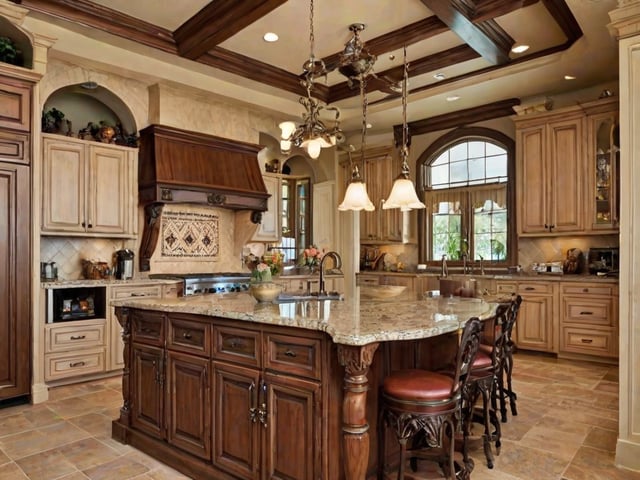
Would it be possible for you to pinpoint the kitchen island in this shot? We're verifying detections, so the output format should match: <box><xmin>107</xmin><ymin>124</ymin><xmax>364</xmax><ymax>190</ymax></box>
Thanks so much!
<box><xmin>111</xmin><ymin>290</ymin><xmax>496</xmax><ymax>480</ymax></box>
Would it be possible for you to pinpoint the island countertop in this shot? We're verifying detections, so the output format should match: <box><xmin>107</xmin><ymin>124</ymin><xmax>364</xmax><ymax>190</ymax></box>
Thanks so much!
<box><xmin>111</xmin><ymin>289</ymin><xmax>496</xmax><ymax>346</ymax></box>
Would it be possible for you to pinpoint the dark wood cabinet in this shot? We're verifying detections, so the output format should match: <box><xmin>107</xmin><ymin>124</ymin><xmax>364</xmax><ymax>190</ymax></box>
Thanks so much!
<box><xmin>0</xmin><ymin>161</ymin><xmax>30</xmax><ymax>401</ymax></box>
<box><xmin>213</xmin><ymin>361</ymin><xmax>261</xmax><ymax>480</ymax></box>
<box><xmin>167</xmin><ymin>351</ymin><xmax>211</xmax><ymax>460</ymax></box>
<box><xmin>130</xmin><ymin>343</ymin><xmax>164</xmax><ymax>438</ymax></box>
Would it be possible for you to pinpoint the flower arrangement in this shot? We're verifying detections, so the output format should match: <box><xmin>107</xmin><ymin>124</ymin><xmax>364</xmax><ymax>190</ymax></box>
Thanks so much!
<box><xmin>299</xmin><ymin>245</ymin><xmax>323</xmax><ymax>268</ymax></box>
<box><xmin>251</xmin><ymin>262</ymin><xmax>272</xmax><ymax>283</ymax></box>
<box><xmin>263</xmin><ymin>250</ymin><xmax>284</xmax><ymax>277</ymax></box>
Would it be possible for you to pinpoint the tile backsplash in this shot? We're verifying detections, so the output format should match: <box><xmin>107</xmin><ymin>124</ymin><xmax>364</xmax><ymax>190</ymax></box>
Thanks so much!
<box><xmin>40</xmin><ymin>237</ymin><xmax>133</xmax><ymax>280</ymax></box>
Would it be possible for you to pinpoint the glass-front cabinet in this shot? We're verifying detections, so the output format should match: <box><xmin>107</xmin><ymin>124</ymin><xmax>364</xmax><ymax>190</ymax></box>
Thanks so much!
<box><xmin>585</xmin><ymin>98</ymin><xmax>619</xmax><ymax>232</ymax></box>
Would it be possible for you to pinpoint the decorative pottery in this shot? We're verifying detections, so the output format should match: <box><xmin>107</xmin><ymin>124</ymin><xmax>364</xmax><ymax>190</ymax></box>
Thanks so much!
<box><xmin>99</xmin><ymin>125</ymin><xmax>116</xmax><ymax>143</ymax></box>
<box><xmin>249</xmin><ymin>282</ymin><xmax>282</xmax><ymax>302</ymax></box>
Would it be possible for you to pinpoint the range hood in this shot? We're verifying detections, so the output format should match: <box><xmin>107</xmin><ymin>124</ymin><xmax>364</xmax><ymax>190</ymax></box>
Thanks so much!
<box><xmin>138</xmin><ymin>124</ymin><xmax>269</xmax><ymax>213</ymax></box>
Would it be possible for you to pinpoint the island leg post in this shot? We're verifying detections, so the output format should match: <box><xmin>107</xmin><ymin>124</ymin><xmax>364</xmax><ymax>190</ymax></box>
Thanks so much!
<box><xmin>337</xmin><ymin>343</ymin><xmax>379</xmax><ymax>480</ymax></box>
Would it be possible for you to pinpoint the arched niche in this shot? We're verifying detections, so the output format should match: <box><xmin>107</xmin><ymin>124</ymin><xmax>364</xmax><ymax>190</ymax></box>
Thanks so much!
<box><xmin>42</xmin><ymin>83</ymin><xmax>137</xmax><ymax>143</ymax></box>
<box><xmin>0</xmin><ymin>16</ymin><xmax>32</xmax><ymax>69</ymax></box>
<box><xmin>257</xmin><ymin>131</ymin><xmax>319</xmax><ymax>182</ymax></box>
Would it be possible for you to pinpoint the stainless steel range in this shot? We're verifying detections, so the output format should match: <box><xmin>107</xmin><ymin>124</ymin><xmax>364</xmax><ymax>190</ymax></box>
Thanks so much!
<box><xmin>150</xmin><ymin>273</ymin><xmax>251</xmax><ymax>296</ymax></box>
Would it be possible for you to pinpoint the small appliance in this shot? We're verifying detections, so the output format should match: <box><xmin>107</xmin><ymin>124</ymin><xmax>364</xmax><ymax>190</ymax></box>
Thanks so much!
<box><xmin>40</xmin><ymin>262</ymin><xmax>57</xmax><ymax>281</ymax></box>
<box><xmin>114</xmin><ymin>249</ymin><xmax>135</xmax><ymax>280</ymax></box>
<box><xmin>588</xmin><ymin>247</ymin><xmax>619</xmax><ymax>275</ymax></box>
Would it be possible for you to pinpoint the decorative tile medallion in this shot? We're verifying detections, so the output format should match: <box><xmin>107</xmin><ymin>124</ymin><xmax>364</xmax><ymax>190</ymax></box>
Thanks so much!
<box><xmin>161</xmin><ymin>210</ymin><xmax>219</xmax><ymax>258</ymax></box>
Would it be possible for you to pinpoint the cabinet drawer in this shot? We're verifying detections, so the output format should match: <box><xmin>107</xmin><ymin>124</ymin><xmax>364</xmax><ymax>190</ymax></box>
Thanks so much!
<box><xmin>561</xmin><ymin>284</ymin><xmax>614</xmax><ymax>296</ymax></box>
<box><xmin>0</xmin><ymin>131</ymin><xmax>29</xmax><ymax>165</ymax></box>
<box><xmin>518</xmin><ymin>282</ymin><xmax>554</xmax><ymax>295</ymax></box>
<box><xmin>45</xmin><ymin>321</ymin><xmax>105</xmax><ymax>353</ymax></box>
<box><xmin>131</xmin><ymin>310</ymin><xmax>165</xmax><ymax>346</ymax></box>
<box><xmin>264</xmin><ymin>332</ymin><xmax>321</xmax><ymax>380</ymax></box>
<box><xmin>111</xmin><ymin>285</ymin><xmax>163</xmax><ymax>300</ymax></box>
<box><xmin>495</xmin><ymin>282</ymin><xmax>518</xmax><ymax>295</ymax></box>
<box><xmin>45</xmin><ymin>347</ymin><xmax>105</xmax><ymax>381</ymax></box>
<box><xmin>167</xmin><ymin>315</ymin><xmax>210</xmax><ymax>356</ymax></box>
<box><xmin>213</xmin><ymin>325</ymin><xmax>261</xmax><ymax>367</ymax></box>
<box><xmin>561</xmin><ymin>327</ymin><xmax>616</xmax><ymax>357</ymax></box>
<box><xmin>0</xmin><ymin>76</ymin><xmax>31</xmax><ymax>132</ymax></box>
<box><xmin>356</xmin><ymin>275</ymin><xmax>379</xmax><ymax>286</ymax></box>
<box><xmin>562</xmin><ymin>298</ymin><xmax>613</xmax><ymax>326</ymax></box>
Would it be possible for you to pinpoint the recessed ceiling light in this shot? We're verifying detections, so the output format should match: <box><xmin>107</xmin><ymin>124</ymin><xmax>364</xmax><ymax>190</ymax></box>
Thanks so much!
<box><xmin>511</xmin><ymin>44</ymin><xmax>529</xmax><ymax>53</ymax></box>
<box><xmin>263</xmin><ymin>32</ymin><xmax>279</xmax><ymax>42</ymax></box>
<box><xmin>434</xmin><ymin>73</ymin><xmax>446</xmax><ymax>80</ymax></box>
<box><xmin>564</xmin><ymin>75</ymin><xmax>576</xmax><ymax>80</ymax></box>
<box><xmin>366</xmin><ymin>123</ymin><xmax>372</xmax><ymax>129</ymax></box>
<box><xmin>446</xmin><ymin>95</ymin><xmax>460</xmax><ymax>102</ymax></box>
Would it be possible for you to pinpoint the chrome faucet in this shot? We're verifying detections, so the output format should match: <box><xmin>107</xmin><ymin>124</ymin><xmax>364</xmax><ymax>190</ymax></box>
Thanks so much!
<box><xmin>441</xmin><ymin>254</ymin><xmax>448</xmax><ymax>277</ymax></box>
<box><xmin>479</xmin><ymin>255</ymin><xmax>485</xmax><ymax>275</ymax></box>
<box><xmin>319</xmin><ymin>251</ymin><xmax>342</xmax><ymax>296</ymax></box>
<box><xmin>462</xmin><ymin>253</ymin><xmax>469</xmax><ymax>274</ymax></box>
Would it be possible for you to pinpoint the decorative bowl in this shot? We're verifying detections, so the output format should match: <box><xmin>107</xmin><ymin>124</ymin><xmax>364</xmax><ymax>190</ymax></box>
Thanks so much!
<box><xmin>249</xmin><ymin>282</ymin><xmax>282</xmax><ymax>302</ymax></box>
<box><xmin>360</xmin><ymin>285</ymin><xmax>407</xmax><ymax>300</ymax></box>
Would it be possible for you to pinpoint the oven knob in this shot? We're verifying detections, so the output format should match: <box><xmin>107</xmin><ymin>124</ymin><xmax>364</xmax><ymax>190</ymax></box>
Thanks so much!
<box><xmin>208</xmin><ymin>287</ymin><xmax>216</xmax><ymax>293</ymax></box>
<box><xmin>194</xmin><ymin>288</ymin><xmax>202</xmax><ymax>294</ymax></box>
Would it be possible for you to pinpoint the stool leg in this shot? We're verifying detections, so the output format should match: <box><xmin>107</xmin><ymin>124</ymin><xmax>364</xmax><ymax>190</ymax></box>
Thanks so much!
<box><xmin>505</xmin><ymin>347</ymin><xmax>518</xmax><ymax>417</ymax></box>
<box><xmin>397</xmin><ymin>437</ymin><xmax>407</xmax><ymax>480</ymax></box>
<box><xmin>479</xmin><ymin>383</ymin><xmax>495</xmax><ymax>469</ymax></box>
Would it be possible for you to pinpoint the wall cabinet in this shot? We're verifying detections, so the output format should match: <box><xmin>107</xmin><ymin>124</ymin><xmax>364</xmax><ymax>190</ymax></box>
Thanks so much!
<box><xmin>41</xmin><ymin>134</ymin><xmax>138</xmax><ymax>237</ymax></box>
<box><xmin>515</xmin><ymin>98</ymin><xmax>619</xmax><ymax>236</ymax></box>
<box><xmin>559</xmin><ymin>282</ymin><xmax>618</xmax><ymax>359</ymax></box>
<box><xmin>515</xmin><ymin>111</ymin><xmax>585</xmax><ymax>235</ymax></box>
<box><xmin>252</xmin><ymin>173</ymin><xmax>281</xmax><ymax>242</ymax></box>
<box><xmin>496</xmin><ymin>281</ymin><xmax>558</xmax><ymax>353</ymax></box>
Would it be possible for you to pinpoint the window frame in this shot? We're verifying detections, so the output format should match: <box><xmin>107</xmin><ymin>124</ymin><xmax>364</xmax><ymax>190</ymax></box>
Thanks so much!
<box><xmin>416</xmin><ymin>127</ymin><xmax>517</xmax><ymax>267</ymax></box>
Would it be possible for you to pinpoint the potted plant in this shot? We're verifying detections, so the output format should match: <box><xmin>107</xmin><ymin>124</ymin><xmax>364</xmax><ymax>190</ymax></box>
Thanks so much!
<box><xmin>41</xmin><ymin>108</ymin><xmax>67</xmax><ymax>133</ymax></box>
<box><xmin>0</xmin><ymin>36</ymin><xmax>22</xmax><ymax>66</ymax></box>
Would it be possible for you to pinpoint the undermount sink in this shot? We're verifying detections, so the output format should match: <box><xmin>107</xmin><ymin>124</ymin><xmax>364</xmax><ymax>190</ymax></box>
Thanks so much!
<box><xmin>275</xmin><ymin>291</ymin><xmax>343</xmax><ymax>303</ymax></box>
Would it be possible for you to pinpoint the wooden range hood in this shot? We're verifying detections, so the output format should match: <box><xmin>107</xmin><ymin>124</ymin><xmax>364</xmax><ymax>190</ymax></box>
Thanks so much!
<box><xmin>137</xmin><ymin>124</ymin><xmax>269</xmax><ymax>271</ymax></box>
<box><xmin>138</xmin><ymin>124</ymin><xmax>269</xmax><ymax>212</ymax></box>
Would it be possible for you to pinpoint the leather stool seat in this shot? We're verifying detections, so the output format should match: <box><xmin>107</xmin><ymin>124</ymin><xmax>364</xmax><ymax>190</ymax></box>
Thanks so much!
<box><xmin>383</xmin><ymin>369</ymin><xmax>456</xmax><ymax>408</ymax></box>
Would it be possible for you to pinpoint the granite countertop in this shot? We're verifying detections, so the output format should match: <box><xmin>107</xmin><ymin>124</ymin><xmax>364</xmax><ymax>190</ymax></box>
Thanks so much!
<box><xmin>41</xmin><ymin>278</ymin><xmax>182</xmax><ymax>289</ymax></box>
<box><xmin>357</xmin><ymin>271</ymin><xmax>619</xmax><ymax>283</ymax></box>
<box><xmin>111</xmin><ymin>289</ymin><xmax>496</xmax><ymax>346</ymax></box>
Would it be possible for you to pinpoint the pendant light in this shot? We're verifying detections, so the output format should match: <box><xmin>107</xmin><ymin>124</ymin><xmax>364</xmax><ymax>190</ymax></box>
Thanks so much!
<box><xmin>338</xmin><ymin>76</ymin><xmax>375</xmax><ymax>211</ymax></box>
<box><xmin>383</xmin><ymin>45</ymin><xmax>425</xmax><ymax>211</ymax></box>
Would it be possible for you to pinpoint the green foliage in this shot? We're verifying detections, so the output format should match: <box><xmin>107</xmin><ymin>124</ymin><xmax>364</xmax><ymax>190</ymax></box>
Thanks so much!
<box><xmin>0</xmin><ymin>36</ymin><xmax>21</xmax><ymax>66</ymax></box>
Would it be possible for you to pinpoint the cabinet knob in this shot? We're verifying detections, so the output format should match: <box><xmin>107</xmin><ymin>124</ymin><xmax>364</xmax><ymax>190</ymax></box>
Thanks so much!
<box><xmin>182</xmin><ymin>331</ymin><xmax>192</xmax><ymax>340</ymax></box>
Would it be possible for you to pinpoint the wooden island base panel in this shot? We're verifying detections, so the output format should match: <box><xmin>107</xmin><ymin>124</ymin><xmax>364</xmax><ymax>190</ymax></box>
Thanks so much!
<box><xmin>111</xmin><ymin>292</ymin><xmax>495</xmax><ymax>479</ymax></box>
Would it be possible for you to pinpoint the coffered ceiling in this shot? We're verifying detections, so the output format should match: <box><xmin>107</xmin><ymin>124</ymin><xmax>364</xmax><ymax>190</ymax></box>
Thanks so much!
<box><xmin>13</xmin><ymin>0</ymin><xmax>619</xmax><ymax>135</ymax></box>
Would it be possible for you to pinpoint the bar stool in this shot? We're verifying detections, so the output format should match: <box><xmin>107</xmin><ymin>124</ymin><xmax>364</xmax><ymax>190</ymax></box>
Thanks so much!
<box><xmin>463</xmin><ymin>303</ymin><xmax>510</xmax><ymax>469</ymax></box>
<box><xmin>378</xmin><ymin>317</ymin><xmax>483</xmax><ymax>480</ymax></box>
<box><xmin>495</xmin><ymin>295</ymin><xmax>522</xmax><ymax>423</ymax></box>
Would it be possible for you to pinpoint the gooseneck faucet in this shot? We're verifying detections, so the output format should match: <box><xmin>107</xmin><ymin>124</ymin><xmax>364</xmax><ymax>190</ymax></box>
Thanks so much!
<box><xmin>441</xmin><ymin>254</ymin><xmax>448</xmax><ymax>277</ymax></box>
<box><xmin>319</xmin><ymin>251</ymin><xmax>342</xmax><ymax>296</ymax></box>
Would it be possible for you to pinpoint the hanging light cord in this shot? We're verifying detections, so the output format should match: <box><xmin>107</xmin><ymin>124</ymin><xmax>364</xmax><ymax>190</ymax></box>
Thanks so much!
<box><xmin>360</xmin><ymin>74</ymin><xmax>367</xmax><ymax>168</ymax></box>
<box><xmin>400</xmin><ymin>44</ymin><xmax>411</xmax><ymax>178</ymax></box>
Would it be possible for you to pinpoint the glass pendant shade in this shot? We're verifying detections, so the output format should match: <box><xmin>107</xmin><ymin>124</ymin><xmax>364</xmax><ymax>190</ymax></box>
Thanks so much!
<box><xmin>383</xmin><ymin>176</ymin><xmax>426</xmax><ymax>211</ymax></box>
<box><xmin>279</xmin><ymin>121</ymin><xmax>296</xmax><ymax>139</ymax></box>
<box><xmin>339</xmin><ymin>165</ymin><xmax>375</xmax><ymax>211</ymax></box>
<box><xmin>301</xmin><ymin>137</ymin><xmax>322</xmax><ymax>158</ymax></box>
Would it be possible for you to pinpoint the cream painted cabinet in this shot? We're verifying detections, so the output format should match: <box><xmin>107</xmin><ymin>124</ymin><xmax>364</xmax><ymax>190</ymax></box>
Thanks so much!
<box><xmin>496</xmin><ymin>281</ymin><xmax>558</xmax><ymax>353</ymax></box>
<box><xmin>252</xmin><ymin>173</ymin><xmax>281</xmax><ymax>242</ymax></box>
<box><xmin>41</xmin><ymin>134</ymin><xmax>137</xmax><ymax>237</ymax></box>
<box><xmin>515</xmin><ymin>110</ymin><xmax>585</xmax><ymax>236</ymax></box>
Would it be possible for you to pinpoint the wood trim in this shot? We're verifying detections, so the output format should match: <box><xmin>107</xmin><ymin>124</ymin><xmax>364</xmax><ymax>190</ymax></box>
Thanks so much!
<box><xmin>174</xmin><ymin>0</ymin><xmax>288</xmax><ymax>60</ymax></box>
<box><xmin>393</xmin><ymin>98</ymin><xmax>521</xmax><ymax>142</ymax></box>
<box><xmin>470</xmin><ymin>0</ymin><xmax>540</xmax><ymax>23</ymax></box>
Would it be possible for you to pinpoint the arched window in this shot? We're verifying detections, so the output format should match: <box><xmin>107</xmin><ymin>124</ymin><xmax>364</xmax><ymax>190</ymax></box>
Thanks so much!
<box><xmin>418</xmin><ymin>127</ymin><xmax>516</xmax><ymax>266</ymax></box>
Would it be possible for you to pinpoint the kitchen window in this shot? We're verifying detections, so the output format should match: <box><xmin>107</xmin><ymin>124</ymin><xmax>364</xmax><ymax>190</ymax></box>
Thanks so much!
<box><xmin>418</xmin><ymin>128</ymin><xmax>516</xmax><ymax>266</ymax></box>
<box><xmin>277</xmin><ymin>176</ymin><xmax>311</xmax><ymax>263</ymax></box>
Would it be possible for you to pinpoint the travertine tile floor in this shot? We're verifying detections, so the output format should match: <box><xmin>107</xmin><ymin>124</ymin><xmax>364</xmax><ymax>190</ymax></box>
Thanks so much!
<box><xmin>0</xmin><ymin>352</ymin><xmax>637</xmax><ymax>480</ymax></box>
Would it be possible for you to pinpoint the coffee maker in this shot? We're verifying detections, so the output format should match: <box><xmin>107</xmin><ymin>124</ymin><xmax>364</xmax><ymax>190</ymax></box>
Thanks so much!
<box><xmin>114</xmin><ymin>249</ymin><xmax>135</xmax><ymax>280</ymax></box>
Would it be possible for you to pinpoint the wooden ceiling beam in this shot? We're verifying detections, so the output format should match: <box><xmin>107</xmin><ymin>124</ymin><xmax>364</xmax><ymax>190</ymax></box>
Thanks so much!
<box><xmin>174</xmin><ymin>0</ymin><xmax>288</xmax><ymax>60</ymax></box>
<box><xmin>419</xmin><ymin>0</ymin><xmax>512</xmax><ymax>65</ymax></box>
<box><xmin>471</xmin><ymin>0</ymin><xmax>539</xmax><ymax>23</ymax></box>
<box><xmin>392</xmin><ymin>98</ymin><xmax>521</xmax><ymax>143</ymax></box>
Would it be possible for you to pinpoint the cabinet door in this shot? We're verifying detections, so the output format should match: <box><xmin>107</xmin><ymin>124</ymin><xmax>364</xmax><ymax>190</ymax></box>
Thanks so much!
<box><xmin>88</xmin><ymin>145</ymin><xmax>128</xmax><ymax>234</ymax></box>
<box><xmin>213</xmin><ymin>361</ymin><xmax>261</xmax><ymax>480</ymax></box>
<box><xmin>41</xmin><ymin>137</ymin><xmax>85</xmax><ymax>232</ymax></box>
<box><xmin>517</xmin><ymin>124</ymin><xmax>549</xmax><ymax>234</ymax></box>
<box><xmin>0</xmin><ymin>75</ymin><xmax>31</xmax><ymax>132</ymax></box>
<box><xmin>0</xmin><ymin>163</ymin><xmax>30</xmax><ymax>400</ymax></box>
<box><xmin>252</xmin><ymin>174</ymin><xmax>281</xmax><ymax>242</ymax></box>
<box><xmin>547</xmin><ymin>117</ymin><xmax>584</xmax><ymax>233</ymax></box>
<box><xmin>262</xmin><ymin>372</ymin><xmax>321</xmax><ymax>480</ymax></box>
<box><xmin>167</xmin><ymin>351</ymin><xmax>211</xmax><ymax>460</ymax></box>
<box><xmin>515</xmin><ymin>294</ymin><xmax>555</xmax><ymax>352</ymax></box>
<box><xmin>131</xmin><ymin>344</ymin><xmax>165</xmax><ymax>439</ymax></box>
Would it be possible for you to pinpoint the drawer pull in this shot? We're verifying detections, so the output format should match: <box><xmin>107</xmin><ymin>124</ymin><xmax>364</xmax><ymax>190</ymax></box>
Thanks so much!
<box><xmin>284</xmin><ymin>349</ymin><xmax>297</xmax><ymax>358</ymax></box>
<box><xmin>524</xmin><ymin>287</ymin><xmax>535</xmax><ymax>291</ymax></box>
<box><xmin>141</xmin><ymin>327</ymin><xmax>154</xmax><ymax>334</ymax></box>
<box><xmin>182</xmin><ymin>332</ymin><xmax>192</xmax><ymax>340</ymax></box>
<box><xmin>131</xmin><ymin>293</ymin><xmax>147</xmax><ymax>297</ymax></box>
<box><xmin>581</xmin><ymin>338</ymin><xmax>593</xmax><ymax>344</ymax></box>
<box><xmin>229</xmin><ymin>339</ymin><xmax>241</xmax><ymax>349</ymax></box>
<box><xmin>579</xmin><ymin>311</ymin><xmax>593</xmax><ymax>315</ymax></box>
<box><xmin>582</xmin><ymin>288</ymin><xmax>589</xmax><ymax>293</ymax></box>
<box><xmin>69</xmin><ymin>361</ymin><xmax>86</xmax><ymax>368</ymax></box>
<box><xmin>70</xmin><ymin>335</ymin><xmax>86</xmax><ymax>340</ymax></box>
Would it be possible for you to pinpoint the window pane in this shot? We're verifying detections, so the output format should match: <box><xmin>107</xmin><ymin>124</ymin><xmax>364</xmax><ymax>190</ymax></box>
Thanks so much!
<box><xmin>431</xmin><ymin>164</ymin><xmax>449</xmax><ymax>187</ymax></box>
<box><xmin>432</xmin><ymin>214</ymin><xmax>461</xmax><ymax>260</ymax></box>
<box><xmin>486</xmin><ymin>142</ymin><xmax>505</xmax><ymax>156</ymax></box>
<box><xmin>468</xmin><ymin>141</ymin><xmax>485</xmax><ymax>159</ymax></box>
<box><xmin>468</xmin><ymin>157</ymin><xmax>485</xmax><ymax>181</ymax></box>
<box><xmin>449</xmin><ymin>160</ymin><xmax>468</xmax><ymax>183</ymax></box>
<box><xmin>449</xmin><ymin>143</ymin><xmax>467</xmax><ymax>162</ymax></box>
<box><xmin>432</xmin><ymin>151</ymin><xmax>448</xmax><ymax>166</ymax></box>
<box><xmin>486</xmin><ymin>154</ymin><xmax>507</xmax><ymax>179</ymax></box>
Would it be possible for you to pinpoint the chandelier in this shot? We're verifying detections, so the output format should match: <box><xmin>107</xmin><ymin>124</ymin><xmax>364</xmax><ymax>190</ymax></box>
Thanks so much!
<box><xmin>338</xmin><ymin>75</ymin><xmax>375</xmax><ymax>211</ymax></box>
<box><xmin>383</xmin><ymin>45</ymin><xmax>426</xmax><ymax>211</ymax></box>
<box><xmin>279</xmin><ymin>0</ymin><xmax>344</xmax><ymax>159</ymax></box>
